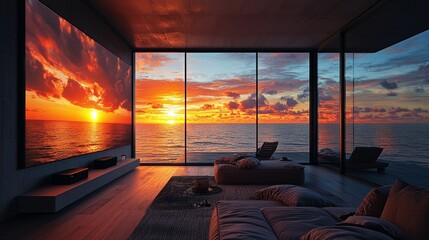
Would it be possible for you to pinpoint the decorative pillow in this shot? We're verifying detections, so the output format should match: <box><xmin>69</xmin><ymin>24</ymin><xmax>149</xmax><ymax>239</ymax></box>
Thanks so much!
<box><xmin>235</xmin><ymin>157</ymin><xmax>260</xmax><ymax>169</ymax></box>
<box><xmin>338</xmin><ymin>215</ymin><xmax>408</xmax><ymax>240</ymax></box>
<box><xmin>381</xmin><ymin>179</ymin><xmax>429</xmax><ymax>240</ymax></box>
<box><xmin>215</xmin><ymin>163</ymin><xmax>238</xmax><ymax>170</ymax></box>
<box><xmin>252</xmin><ymin>185</ymin><xmax>336</xmax><ymax>207</ymax></box>
<box><xmin>355</xmin><ymin>185</ymin><xmax>391</xmax><ymax>217</ymax></box>
<box><xmin>214</xmin><ymin>156</ymin><xmax>239</xmax><ymax>165</ymax></box>
<box><xmin>247</xmin><ymin>157</ymin><xmax>261</xmax><ymax>166</ymax></box>
<box><xmin>236</xmin><ymin>158</ymin><xmax>259</xmax><ymax>169</ymax></box>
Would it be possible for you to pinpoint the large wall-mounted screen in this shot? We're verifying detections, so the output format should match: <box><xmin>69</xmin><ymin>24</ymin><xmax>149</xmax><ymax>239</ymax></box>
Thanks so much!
<box><xmin>24</xmin><ymin>0</ymin><xmax>132</xmax><ymax>167</ymax></box>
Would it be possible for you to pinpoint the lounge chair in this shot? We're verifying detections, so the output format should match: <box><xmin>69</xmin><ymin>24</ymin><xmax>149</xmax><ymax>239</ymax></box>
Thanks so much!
<box><xmin>347</xmin><ymin>147</ymin><xmax>388</xmax><ymax>173</ymax></box>
<box><xmin>256</xmin><ymin>141</ymin><xmax>278</xmax><ymax>160</ymax></box>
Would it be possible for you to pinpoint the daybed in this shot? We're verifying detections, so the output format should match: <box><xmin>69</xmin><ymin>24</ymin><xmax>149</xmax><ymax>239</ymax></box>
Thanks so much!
<box><xmin>214</xmin><ymin>158</ymin><xmax>305</xmax><ymax>185</ymax></box>
<box><xmin>209</xmin><ymin>180</ymin><xmax>429</xmax><ymax>240</ymax></box>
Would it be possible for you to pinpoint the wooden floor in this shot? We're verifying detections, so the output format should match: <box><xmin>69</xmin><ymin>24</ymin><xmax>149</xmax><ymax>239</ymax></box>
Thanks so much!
<box><xmin>0</xmin><ymin>165</ymin><xmax>372</xmax><ymax>240</ymax></box>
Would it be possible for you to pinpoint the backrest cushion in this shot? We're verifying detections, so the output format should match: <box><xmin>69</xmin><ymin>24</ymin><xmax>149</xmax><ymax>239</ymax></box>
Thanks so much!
<box><xmin>380</xmin><ymin>179</ymin><xmax>429</xmax><ymax>240</ymax></box>
<box><xmin>236</xmin><ymin>157</ymin><xmax>260</xmax><ymax>169</ymax></box>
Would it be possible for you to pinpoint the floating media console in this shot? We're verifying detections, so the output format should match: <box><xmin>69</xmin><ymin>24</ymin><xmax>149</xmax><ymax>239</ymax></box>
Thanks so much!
<box><xmin>17</xmin><ymin>158</ymin><xmax>139</xmax><ymax>213</ymax></box>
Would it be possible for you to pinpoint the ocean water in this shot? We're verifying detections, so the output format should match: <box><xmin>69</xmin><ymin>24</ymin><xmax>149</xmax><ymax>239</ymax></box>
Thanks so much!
<box><xmin>25</xmin><ymin>121</ymin><xmax>429</xmax><ymax>168</ymax></box>
<box><xmin>136</xmin><ymin>123</ymin><xmax>429</xmax><ymax>167</ymax></box>
<box><xmin>26</xmin><ymin>120</ymin><xmax>132</xmax><ymax>167</ymax></box>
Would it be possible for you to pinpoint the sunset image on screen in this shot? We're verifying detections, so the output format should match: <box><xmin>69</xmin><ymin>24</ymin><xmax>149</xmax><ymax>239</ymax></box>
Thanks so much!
<box><xmin>25</xmin><ymin>0</ymin><xmax>132</xmax><ymax>167</ymax></box>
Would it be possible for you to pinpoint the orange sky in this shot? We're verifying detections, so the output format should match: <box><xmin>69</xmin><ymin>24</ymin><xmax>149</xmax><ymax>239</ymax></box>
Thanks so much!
<box><xmin>135</xmin><ymin>53</ymin><xmax>311</xmax><ymax>124</ymax></box>
<box><xmin>135</xmin><ymin>51</ymin><xmax>429</xmax><ymax>124</ymax></box>
<box><xmin>135</xmin><ymin>77</ymin><xmax>311</xmax><ymax>124</ymax></box>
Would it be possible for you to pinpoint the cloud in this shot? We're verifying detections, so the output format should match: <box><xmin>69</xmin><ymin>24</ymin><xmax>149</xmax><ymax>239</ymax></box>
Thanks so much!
<box><xmin>62</xmin><ymin>78</ymin><xmax>94</xmax><ymax>108</ymax></box>
<box><xmin>186</xmin><ymin>77</ymin><xmax>255</xmax><ymax>103</ymax></box>
<box><xmin>286</xmin><ymin>97</ymin><xmax>298</xmax><ymax>107</ymax></box>
<box><xmin>240</xmin><ymin>93</ymin><xmax>267</xmax><ymax>110</ymax></box>
<box><xmin>25</xmin><ymin>52</ymin><xmax>62</xmax><ymax>99</ymax></box>
<box><xmin>263</xmin><ymin>90</ymin><xmax>278</xmax><ymax>95</ymax></box>
<box><xmin>298</xmin><ymin>93</ymin><xmax>309</xmax><ymax>100</ymax></box>
<box><xmin>258</xmin><ymin>94</ymin><xmax>269</xmax><ymax>107</ymax></box>
<box><xmin>379</xmin><ymin>80</ymin><xmax>398</xmax><ymax>90</ymax></box>
<box><xmin>280</xmin><ymin>96</ymin><xmax>298</xmax><ymax>108</ymax></box>
<box><xmin>226</xmin><ymin>101</ymin><xmax>240</xmax><ymax>110</ymax></box>
<box><xmin>354</xmin><ymin>107</ymin><xmax>387</xmax><ymax>113</ymax></box>
<box><xmin>135</xmin><ymin>53</ymin><xmax>176</xmax><ymax>73</ymax></box>
<box><xmin>61</xmin><ymin>28</ymin><xmax>85</xmax><ymax>67</ymax></box>
<box><xmin>415</xmin><ymin>87</ymin><xmax>425</xmax><ymax>93</ymax></box>
<box><xmin>259</xmin><ymin>79</ymin><xmax>307</xmax><ymax>93</ymax></box>
<box><xmin>92</xmin><ymin>44</ymin><xmax>132</xmax><ymax>112</ymax></box>
<box><xmin>414</xmin><ymin>108</ymin><xmax>429</xmax><ymax>113</ymax></box>
<box><xmin>151</xmin><ymin>103</ymin><xmax>163</xmax><ymax>109</ymax></box>
<box><xmin>224</xmin><ymin>91</ymin><xmax>240</xmax><ymax>99</ymax></box>
<box><xmin>244</xmin><ymin>109</ymin><xmax>256</xmax><ymax>115</ymax></box>
<box><xmin>201</xmin><ymin>104</ymin><xmax>214</xmax><ymax>110</ymax></box>
<box><xmin>388</xmin><ymin>107</ymin><xmax>410</xmax><ymax>114</ymax></box>
<box><xmin>273</xmin><ymin>102</ymin><xmax>287</xmax><ymax>111</ymax></box>
<box><xmin>319</xmin><ymin>95</ymin><xmax>334</xmax><ymax>101</ymax></box>
<box><xmin>298</xmin><ymin>87</ymin><xmax>310</xmax><ymax>100</ymax></box>
<box><xmin>259</xmin><ymin>53</ymin><xmax>309</xmax><ymax>69</ymax></box>
<box><xmin>259</xmin><ymin>109</ymin><xmax>275</xmax><ymax>114</ymax></box>
<box><xmin>419</xmin><ymin>64</ymin><xmax>429</xmax><ymax>83</ymax></box>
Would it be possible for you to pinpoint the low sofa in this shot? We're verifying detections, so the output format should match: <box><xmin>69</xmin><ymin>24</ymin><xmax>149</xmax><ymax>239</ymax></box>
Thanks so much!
<box><xmin>214</xmin><ymin>157</ymin><xmax>305</xmax><ymax>185</ymax></box>
<box><xmin>209</xmin><ymin>180</ymin><xmax>429</xmax><ymax>240</ymax></box>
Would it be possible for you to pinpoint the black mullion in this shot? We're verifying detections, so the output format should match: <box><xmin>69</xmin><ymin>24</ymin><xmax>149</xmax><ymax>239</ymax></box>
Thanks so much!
<box><xmin>256</xmin><ymin>52</ymin><xmax>259</xmax><ymax>152</ymax></box>
<box><xmin>184</xmin><ymin>52</ymin><xmax>187</xmax><ymax>164</ymax></box>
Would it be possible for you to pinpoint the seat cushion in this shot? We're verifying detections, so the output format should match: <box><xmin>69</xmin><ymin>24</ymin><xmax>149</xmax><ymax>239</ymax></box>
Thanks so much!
<box><xmin>211</xmin><ymin>200</ymin><xmax>284</xmax><ymax>240</ymax></box>
<box><xmin>261</xmin><ymin>207</ymin><xmax>338</xmax><ymax>239</ymax></box>
<box><xmin>214</xmin><ymin>160</ymin><xmax>305</xmax><ymax>185</ymax></box>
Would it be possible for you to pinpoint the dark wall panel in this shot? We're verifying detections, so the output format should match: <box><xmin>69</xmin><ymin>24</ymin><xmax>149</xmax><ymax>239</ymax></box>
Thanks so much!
<box><xmin>0</xmin><ymin>0</ymin><xmax>132</xmax><ymax>220</ymax></box>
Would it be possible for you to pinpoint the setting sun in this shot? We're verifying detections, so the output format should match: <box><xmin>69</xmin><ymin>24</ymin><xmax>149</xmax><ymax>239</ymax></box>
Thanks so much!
<box><xmin>90</xmin><ymin>109</ymin><xmax>99</xmax><ymax>122</ymax></box>
<box><xmin>167</xmin><ymin>119</ymin><xmax>175</xmax><ymax>124</ymax></box>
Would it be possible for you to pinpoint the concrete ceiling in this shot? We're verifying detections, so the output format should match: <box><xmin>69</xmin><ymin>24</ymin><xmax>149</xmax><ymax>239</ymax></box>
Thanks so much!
<box><xmin>85</xmin><ymin>0</ymin><xmax>429</xmax><ymax>52</ymax></box>
<box><xmin>87</xmin><ymin>0</ymin><xmax>379</xmax><ymax>50</ymax></box>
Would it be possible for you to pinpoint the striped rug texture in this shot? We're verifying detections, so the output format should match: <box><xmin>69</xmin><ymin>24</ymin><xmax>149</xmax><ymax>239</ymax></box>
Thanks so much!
<box><xmin>128</xmin><ymin>176</ymin><xmax>345</xmax><ymax>240</ymax></box>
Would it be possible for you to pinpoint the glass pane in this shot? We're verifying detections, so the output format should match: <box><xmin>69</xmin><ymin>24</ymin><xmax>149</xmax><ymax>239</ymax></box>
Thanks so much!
<box><xmin>318</xmin><ymin>53</ymin><xmax>340</xmax><ymax>163</ymax></box>
<box><xmin>186</xmin><ymin>53</ymin><xmax>256</xmax><ymax>163</ymax></box>
<box><xmin>258</xmin><ymin>53</ymin><xmax>309</xmax><ymax>162</ymax></box>
<box><xmin>346</xmin><ymin>30</ymin><xmax>429</xmax><ymax>188</ymax></box>
<box><xmin>135</xmin><ymin>53</ymin><xmax>185</xmax><ymax>163</ymax></box>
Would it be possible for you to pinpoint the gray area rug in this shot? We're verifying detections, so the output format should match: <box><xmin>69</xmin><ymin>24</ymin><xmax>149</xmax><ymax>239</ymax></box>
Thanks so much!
<box><xmin>128</xmin><ymin>176</ymin><xmax>345</xmax><ymax>240</ymax></box>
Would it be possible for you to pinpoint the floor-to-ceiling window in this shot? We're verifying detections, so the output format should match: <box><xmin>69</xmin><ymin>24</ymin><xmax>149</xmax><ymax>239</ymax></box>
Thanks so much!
<box><xmin>317</xmin><ymin>53</ymin><xmax>340</xmax><ymax>163</ymax></box>
<box><xmin>186</xmin><ymin>53</ymin><xmax>256</xmax><ymax>163</ymax></box>
<box><xmin>345</xmin><ymin>30</ymin><xmax>429</xmax><ymax>187</ymax></box>
<box><xmin>135</xmin><ymin>52</ymin><xmax>310</xmax><ymax>164</ymax></box>
<box><xmin>135</xmin><ymin>53</ymin><xmax>185</xmax><ymax>163</ymax></box>
<box><xmin>258</xmin><ymin>53</ymin><xmax>310</xmax><ymax>162</ymax></box>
